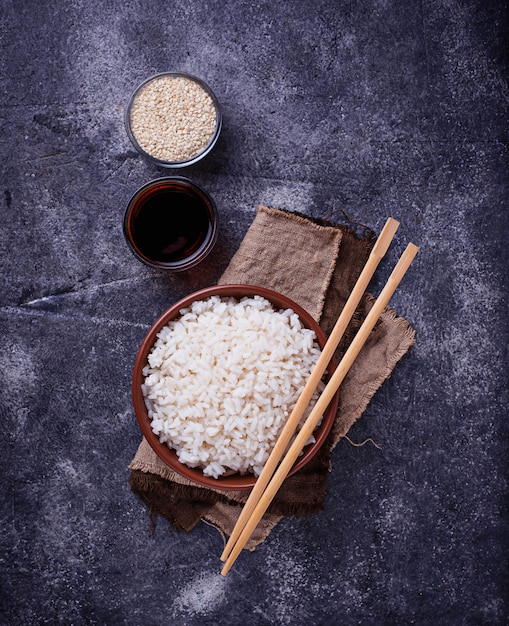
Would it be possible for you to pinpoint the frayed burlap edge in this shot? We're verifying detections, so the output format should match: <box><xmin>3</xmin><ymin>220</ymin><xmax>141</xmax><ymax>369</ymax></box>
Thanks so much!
<box><xmin>331</xmin><ymin>295</ymin><xmax>417</xmax><ymax>446</ymax></box>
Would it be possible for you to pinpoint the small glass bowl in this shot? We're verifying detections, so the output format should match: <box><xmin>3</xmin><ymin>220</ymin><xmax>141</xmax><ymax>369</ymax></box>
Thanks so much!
<box><xmin>125</xmin><ymin>72</ymin><xmax>222</xmax><ymax>169</ymax></box>
<box><xmin>123</xmin><ymin>176</ymin><xmax>218</xmax><ymax>272</ymax></box>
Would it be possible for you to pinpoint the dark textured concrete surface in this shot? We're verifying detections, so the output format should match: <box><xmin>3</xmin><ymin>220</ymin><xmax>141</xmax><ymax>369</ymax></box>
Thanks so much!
<box><xmin>1</xmin><ymin>1</ymin><xmax>508</xmax><ymax>624</ymax></box>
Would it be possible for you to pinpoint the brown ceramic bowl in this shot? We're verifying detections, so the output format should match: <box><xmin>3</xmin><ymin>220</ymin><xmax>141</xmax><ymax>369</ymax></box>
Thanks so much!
<box><xmin>132</xmin><ymin>284</ymin><xmax>339</xmax><ymax>490</ymax></box>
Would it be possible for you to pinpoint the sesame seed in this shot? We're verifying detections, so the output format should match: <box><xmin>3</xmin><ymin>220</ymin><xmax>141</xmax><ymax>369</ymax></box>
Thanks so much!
<box><xmin>129</xmin><ymin>75</ymin><xmax>218</xmax><ymax>163</ymax></box>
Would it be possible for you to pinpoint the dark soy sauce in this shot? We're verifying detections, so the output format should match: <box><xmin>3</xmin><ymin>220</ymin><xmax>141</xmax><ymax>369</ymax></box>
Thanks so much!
<box><xmin>131</xmin><ymin>187</ymin><xmax>211</xmax><ymax>263</ymax></box>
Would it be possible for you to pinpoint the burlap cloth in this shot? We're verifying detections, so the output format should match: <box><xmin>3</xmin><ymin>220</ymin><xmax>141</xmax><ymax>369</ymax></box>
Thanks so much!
<box><xmin>129</xmin><ymin>205</ymin><xmax>416</xmax><ymax>549</ymax></box>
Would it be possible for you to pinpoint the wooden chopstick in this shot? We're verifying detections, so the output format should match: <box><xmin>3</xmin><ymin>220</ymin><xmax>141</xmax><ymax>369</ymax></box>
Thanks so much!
<box><xmin>221</xmin><ymin>241</ymin><xmax>419</xmax><ymax>576</ymax></box>
<box><xmin>220</xmin><ymin>217</ymin><xmax>400</xmax><ymax>564</ymax></box>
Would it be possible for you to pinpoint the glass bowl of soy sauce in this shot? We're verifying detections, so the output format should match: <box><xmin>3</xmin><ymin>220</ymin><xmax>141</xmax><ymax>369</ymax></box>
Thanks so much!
<box><xmin>123</xmin><ymin>177</ymin><xmax>218</xmax><ymax>272</ymax></box>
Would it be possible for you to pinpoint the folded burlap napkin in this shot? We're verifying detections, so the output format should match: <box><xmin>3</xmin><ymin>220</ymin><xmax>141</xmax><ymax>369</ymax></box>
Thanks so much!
<box><xmin>129</xmin><ymin>206</ymin><xmax>416</xmax><ymax>549</ymax></box>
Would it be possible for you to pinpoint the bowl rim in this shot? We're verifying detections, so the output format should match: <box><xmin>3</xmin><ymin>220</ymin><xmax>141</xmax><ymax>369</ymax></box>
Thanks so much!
<box><xmin>125</xmin><ymin>71</ymin><xmax>222</xmax><ymax>169</ymax></box>
<box><xmin>132</xmin><ymin>284</ymin><xmax>340</xmax><ymax>490</ymax></box>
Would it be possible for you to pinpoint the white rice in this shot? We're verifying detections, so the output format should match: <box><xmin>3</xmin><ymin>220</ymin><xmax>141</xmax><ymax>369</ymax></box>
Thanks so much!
<box><xmin>142</xmin><ymin>294</ymin><xmax>323</xmax><ymax>479</ymax></box>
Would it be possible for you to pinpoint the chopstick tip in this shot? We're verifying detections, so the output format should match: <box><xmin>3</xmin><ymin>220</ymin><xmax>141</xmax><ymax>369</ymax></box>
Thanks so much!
<box><xmin>220</xmin><ymin>563</ymin><xmax>231</xmax><ymax>577</ymax></box>
<box><xmin>381</xmin><ymin>217</ymin><xmax>400</xmax><ymax>233</ymax></box>
<box><xmin>372</xmin><ymin>217</ymin><xmax>400</xmax><ymax>257</ymax></box>
<box><xmin>389</xmin><ymin>242</ymin><xmax>419</xmax><ymax>282</ymax></box>
<box><xmin>406</xmin><ymin>242</ymin><xmax>420</xmax><ymax>258</ymax></box>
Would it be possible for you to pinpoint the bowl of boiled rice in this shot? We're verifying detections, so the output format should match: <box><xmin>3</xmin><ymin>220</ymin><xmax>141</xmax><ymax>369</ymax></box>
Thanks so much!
<box><xmin>132</xmin><ymin>284</ymin><xmax>340</xmax><ymax>490</ymax></box>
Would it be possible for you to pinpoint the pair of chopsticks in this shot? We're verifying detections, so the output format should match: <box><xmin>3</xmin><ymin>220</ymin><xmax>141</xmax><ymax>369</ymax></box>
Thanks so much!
<box><xmin>220</xmin><ymin>217</ymin><xmax>418</xmax><ymax>576</ymax></box>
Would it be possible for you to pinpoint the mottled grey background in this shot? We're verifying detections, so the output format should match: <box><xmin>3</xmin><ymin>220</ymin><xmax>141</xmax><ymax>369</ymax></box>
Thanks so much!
<box><xmin>1</xmin><ymin>1</ymin><xmax>508</xmax><ymax>624</ymax></box>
